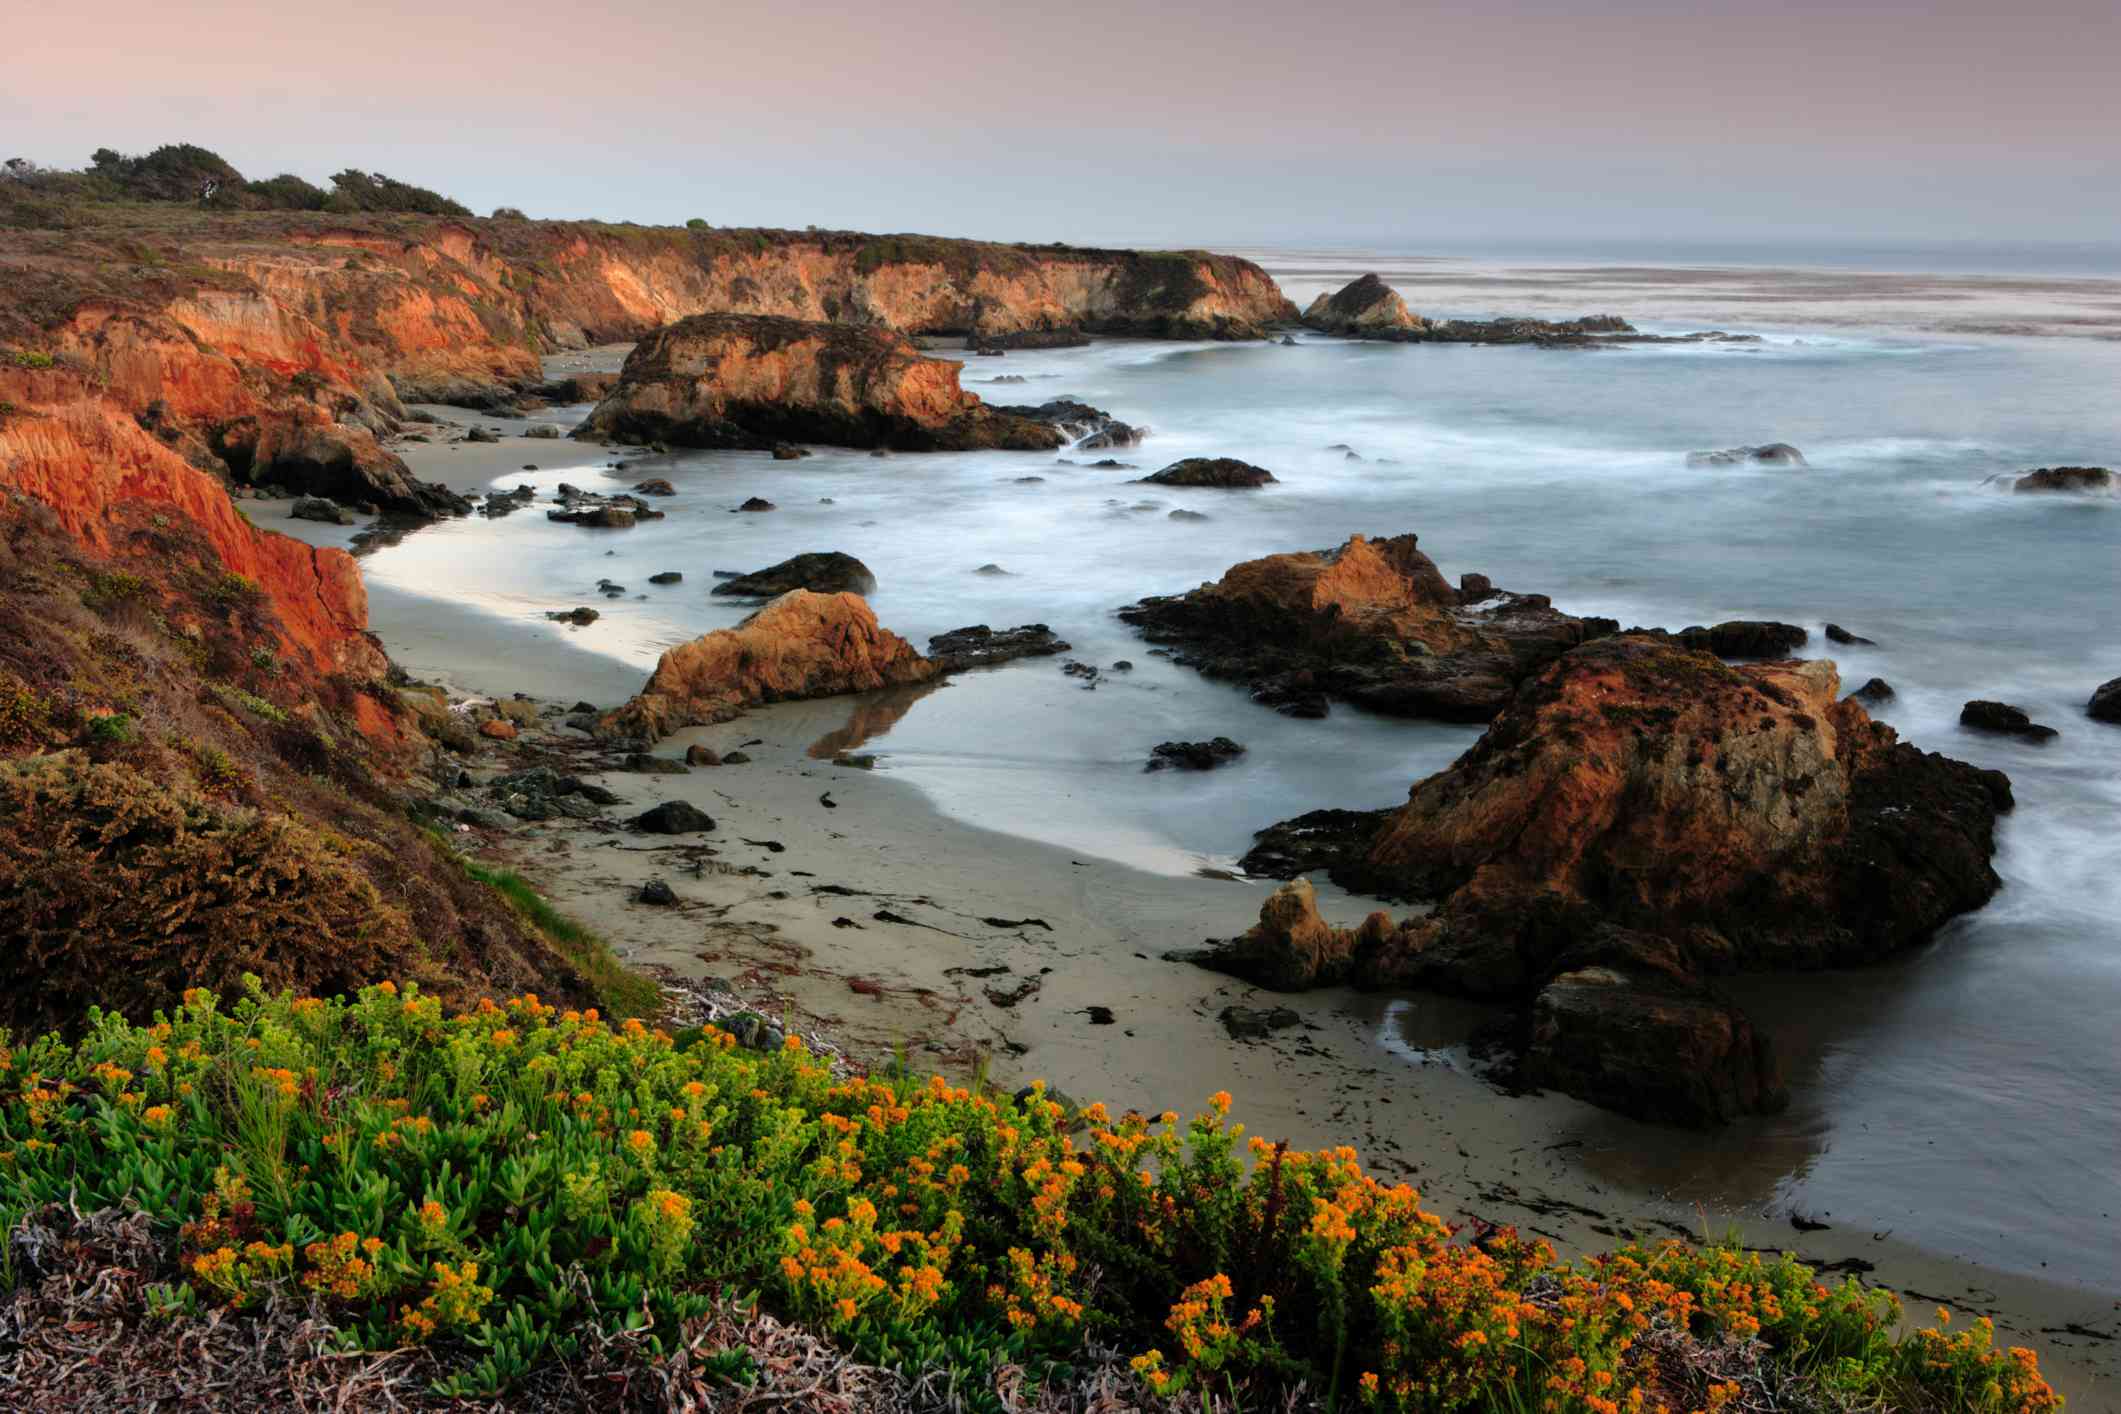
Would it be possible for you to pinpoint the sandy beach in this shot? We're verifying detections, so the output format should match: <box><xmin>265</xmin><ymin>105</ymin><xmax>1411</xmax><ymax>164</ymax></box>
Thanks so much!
<box><xmin>253</xmin><ymin>333</ymin><xmax>2120</xmax><ymax>1406</ymax></box>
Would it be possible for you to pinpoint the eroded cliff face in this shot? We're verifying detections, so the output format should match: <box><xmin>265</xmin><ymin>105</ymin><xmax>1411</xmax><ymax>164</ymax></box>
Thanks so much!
<box><xmin>579</xmin><ymin>315</ymin><xmax>1066</xmax><ymax>451</ymax></box>
<box><xmin>0</xmin><ymin>371</ymin><xmax>383</xmax><ymax>687</ymax></box>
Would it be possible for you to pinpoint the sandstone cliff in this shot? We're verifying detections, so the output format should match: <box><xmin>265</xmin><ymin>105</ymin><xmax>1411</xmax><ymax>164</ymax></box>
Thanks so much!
<box><xmin>578</xmin><ymin>315</ymin><xmax>1066</xmax><ymax>451</ymax></box>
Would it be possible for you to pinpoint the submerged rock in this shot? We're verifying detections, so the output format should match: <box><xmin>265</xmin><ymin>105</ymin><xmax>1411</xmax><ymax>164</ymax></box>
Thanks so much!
<box><xmin>546</xmin><ymin>607</ymin><xmax>599</xmax><ymax>626</ymax></box>
<box><xmin>2011</xmin><ymin>465</ymin><xmax>2113</xmax><ymax>495</ymax></box>
<box><xmin>1824</xmin><ymin>623</ymin><xmax>1876</xmax><ymax>646</ymax></box>
<box><xmin>1848</xmin><ymin>677</ymin><xmax>1896</xmax><ymax>706</ymax></box>
<box><xmin>1687</xmin><ymin>443</ymin><xmax>1807</xmax><ymax>468</ymax></box>
<box><xmin>1136</xmin><ymin>457</ymin><xmax>1278</xmax><ymax>489</ymax></box>
<box><xmin>712</xmin><ymin>551</ymin><xmax>877</xmax><ymax>598</ymax></box>
<box><xmin>1145</xmin><ymin>737</ymin><xmax>1246</xmax><ymax>771</ymax></box>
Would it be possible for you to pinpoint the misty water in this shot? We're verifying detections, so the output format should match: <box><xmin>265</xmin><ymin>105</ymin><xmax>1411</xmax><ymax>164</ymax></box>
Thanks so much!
<box><xmin>357</xmin><ymin>251</ymin><xmax>2121</xmax><ymax>1294</ymax></box>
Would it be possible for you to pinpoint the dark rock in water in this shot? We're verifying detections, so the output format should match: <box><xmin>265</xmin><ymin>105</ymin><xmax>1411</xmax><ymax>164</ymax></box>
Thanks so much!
<box><xmin>2011</xmin><ymin>465</ymin><xmax>2113</xmax><ymax>495</ymax></box>
<box><xmin>1219</xmin><ymin>1004</ymin><xmax>1302</xmax><ymax>1040</ymax></box>
<box><xmin>771</xmin><ymin>443</ymin><xmax>810</xmax><ymax>461</ymax></box>
<box><xmin>685</xmin><ymin>744</ymin><xmax>721</xmax><ymax>766</ymax></box>
<box><xmin>570</xmin><ymin>701</ymin><xmax>597</xmax><ymax>714</ymax></box>
<box><xmin>1824</xmin><ymin>623</ymin><xmax>1876</xmax><ymax>646</ymax></box>
<box><xmin>713</xmin><ymin>551</ymin><xmax>876</xmax><ymax>597</ymax></box>
<box><xmin>546</xmin><ymin>606</ymin><xmax>599</xmax><ymax>626</ymax></box>
<box><xmin>465</xmin><ymin>426</ymin><xmax>501</xmax><ymax>444</ymax></box>
<box><xmin>1960</xmin><ymin>700</ymin><xmax>2058</xmax><ymax>743</ymax></box>
<box><xmin>719</xmin><ymin>749</ymin><xmax>752</xmax><ymax>765</ymax></box>
<box><xmin>1239</xmin><ymin>807</ymin><xmax>1394</xmax><ymax>879</ymax></box>
<box><xmin>1249</xmin><ymin>672</ymin><xmax>1331</xmax><ymax>718</ymax></box>
<box><xmin>974</xmin><ymin>563</ymin><xmax>1010</xmax><ymax>576</ymax></box>
<box><xmin>634</xmin><ymin>478</ymin><xmax>677</xmax><ymax>496</ymax></box>
<box><xmin>1012</xmin><ymin>476</ymin><xmax>1045</xmax><ymax>484</ymax></box>
<box><xmin>1078</xmin><ymin>423</ymin><xmax>1144</xmax><ymax>450</ymax></box>
<box><xmin>1673</xmin><ymin>620</ymin><xmax>1808</xmax><ymax>659</ymax></box>
<box><xmin>638</xmin><ymin>878</ymin><xmax>679</xmax><ymax>906</ymax></box>
<box><xmin>1088</xmin><ymin>459</ymin><xmax>1136</xmax><ymax>469</ymax></box>
<box><xmin>987</xmin><ymin>398</ymin><xmax>1129</xmax><ymax>445</ymax></box>
<box><xmin>630</xmin><ymin>800</ymin><xmax>716</xmax><ymax>834</ymax></box>
<box><xmin>1110</xmin><ymin>660</ymin><xmax>1133</xmax><ymax>671</ymax></box>
<box><xmin>736</xmin><ymin>496</ymin><xmax>778</xmax><ymax>512</ymax></box>
<box><xmin>649</xmin><ymin>571</ymin><xmax>683</xmax><ymax>585</ymax></box>
<box><xmin>1524</xmin><ymin>929</ymin><xmax>1787</xmax><ymax>1127</ymax></box>
<box><xmin>290</xmin><ymin>495</ymin><xmax>353</xmax><ymax>525</ymax></box>
<box><xmin>1146</xmin><ymin>737</ymin><xmax>1246</xmax><ymax>772</ymax></box>
<box><xmin>1137</xmin><ymin>457</ymin><xmax>1278</xmax><ymax>489</ymax></box>
<box><xmin>1849</xmin><ymin>677</ymin><xmax>1896</xmax><ymax>705</ymax></box>
<box><xmin>1280</xmin><ymin>335</ymin><xmax>1298</xmax><ymax>346</ymax></box>
<box><xmin>547</xmin><ymin>504</ymin><xmax>647</xmax><ymax>529</ymax></box>
<box><xmin>1168</xmin><ymin>508</ymin><xmax>1210</xmax><ymax>522</ymax></box>
<box><xmin>1686</xmin><ymin>443</ymin><xmax>1807</xmax><ymax>468</ymax></box>
<box><xmin>928</xmin><ymin>623</ymin><xmax>1072</xmax><ymax>671</ymax></box>
<box><xmin>2089</xmin><ymin>678</ymin><xmax>2121</xmax><ymax>724</ymax></box>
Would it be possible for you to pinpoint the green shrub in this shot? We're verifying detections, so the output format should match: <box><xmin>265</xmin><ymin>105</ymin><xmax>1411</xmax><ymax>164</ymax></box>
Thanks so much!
<box><xmin>0</xmin><ymin>985</ymin><xmax>2067</xmax><ymax>1410</ymax></box>
<box><xmin>85</xmin><ymin>711</ymin><xmax>134</xmax><ymax>744</ymax></box>
<box><xmin>9</xmin><ymin>349</ymin><xmax>56</xmax><ymax>370</ymax></box>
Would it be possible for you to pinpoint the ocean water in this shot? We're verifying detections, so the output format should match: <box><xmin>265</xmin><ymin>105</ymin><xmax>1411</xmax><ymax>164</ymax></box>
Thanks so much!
<box><xmin>357</xmin><ymin>249</ymin><xmax>2121</xmax><ymax>1293</ymax></box>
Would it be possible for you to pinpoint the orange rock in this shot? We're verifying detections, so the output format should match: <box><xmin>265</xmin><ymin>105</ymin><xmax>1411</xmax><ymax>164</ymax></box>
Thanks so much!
<box><xmin>479</xmin><ymin>719</ymin><xmax>518</xmax><ymax>741</ymax></box>
<box><xmin>601</xmin><ymin>591</ymin><xmax>936</xmax><ymax>741</ymax></box>
<box><xmin>579</xmin><ymin>315</ymin><xmax>1065</xmax><ymax>451</ymax></box>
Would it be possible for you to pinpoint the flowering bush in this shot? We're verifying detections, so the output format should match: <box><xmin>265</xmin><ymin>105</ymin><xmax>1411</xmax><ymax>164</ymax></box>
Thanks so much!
<box><xmin>0</xmin><ymin>982</ymin><xmax>2064</xmax><ymax>1409</ymax></box>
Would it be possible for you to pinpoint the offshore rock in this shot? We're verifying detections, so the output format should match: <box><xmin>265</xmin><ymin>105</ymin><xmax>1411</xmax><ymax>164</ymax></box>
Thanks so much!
<box><xmin>712</xmin><ymin>551</ymin><xmax>878</xmax><ymax>598</ymax></box>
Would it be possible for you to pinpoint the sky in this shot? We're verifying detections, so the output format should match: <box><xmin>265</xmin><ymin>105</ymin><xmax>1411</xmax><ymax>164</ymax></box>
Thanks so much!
<box><xmin>9</xmin><ymin>0</ymin><xmax>2120</xmax><ymax>249</ymax></box>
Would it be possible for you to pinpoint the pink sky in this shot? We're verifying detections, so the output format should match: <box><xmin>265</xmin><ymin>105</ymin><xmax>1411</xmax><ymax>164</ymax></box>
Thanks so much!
<box><xmin>11</xmin><ymin>0</ymin><xmax>2119</xmax><ymax>244</ymax></box>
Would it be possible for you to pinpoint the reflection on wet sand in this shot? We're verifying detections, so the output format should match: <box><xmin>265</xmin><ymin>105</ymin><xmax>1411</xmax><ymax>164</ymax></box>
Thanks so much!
<box><xmin>805</xmin><ymin>679</ymin><xmax>949</xmax><ymax>759</ymax></box>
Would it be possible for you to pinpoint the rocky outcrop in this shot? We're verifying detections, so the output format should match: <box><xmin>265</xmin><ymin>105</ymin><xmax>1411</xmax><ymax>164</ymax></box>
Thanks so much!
<box><xmin>1146</xmin><ymin>737</ymin><xmax>1246</xmax><ymax>771</ymax></box>
<box><xmin>1673</xmin><ymin>620</ymin><xmax>1808</xmax><ymax>659</ymax></box>
<box><xmin>1301</xmin><ymin>274</ymin><xmax>1427</xmax><ymax>337</ymax></box>
<box><xmin>576</xmin><ymin>316</ymin><xmax>1069</xmax><ymax>452</ymax></box>
<box><xmin>926</xmin><ymin>624</ymin><xmax>1071</xmax><ymax>670</ymax></box>
<box><xmin>2010</xmin><ymin>466</ymin><xmax>2113</xmax><ymax>495</ymax></box>
<box><xmin>712</xmin><ymin>551</ymin><xmax>878</xmax><ymax>598</ymax></box>
<box><xmin>597</xmin><ymin>591</ymin><xmax>937</xmax><ymax>741</ymax></box>
<box><xmin>1137</xmin><ymin>458</ymin><xmax>1278</xmax><ymax>489</ymax></box>
<box><xmin>1118</xmin><ymin>533</ymin><xmax>1614</xmax><ymax>721</ymax></box>
<box><xmin>1688</xmin><ymin>444</ymin><xmax>1807</xmax><ymax>468</ymax></box>
<box><xmin>1192</xmin><ymin>633</ymin><xmax>2010</xmax><ymax>1124</ymax></box>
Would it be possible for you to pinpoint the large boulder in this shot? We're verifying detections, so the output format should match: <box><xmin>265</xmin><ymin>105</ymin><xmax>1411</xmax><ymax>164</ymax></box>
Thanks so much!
<box><xmin>1119</xmin><ymin>532</ymin><xmax>1613</xmax><ymax>721</ymax></box>
<box><xmin>598</xmin><ymin>591</ymin><xmax>936</xmax><ymax>741</ymax></box>
<box><xmin>1673</xmin><ymin>620</ymin><xmax>1809</xmax><ymax>659</ymax></box>
<box><xmin>712</xmin><ymin>551</ymin><xmax>877</xmax><ymax>598</ymax></box>
<box><xmin>576</xmin><ymin>315</ymin><xmax>1068</xmax><ymax>452</ymax></box>
<box><xmin>1301</xmin><ymin>273</ymin><xmax>1428</xmax><ymax>337</ymax></box>
<box><xmin>1353</xmin><ymin>635</ymin><xmax>2012</xmax><ymax>982</ymax></box>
